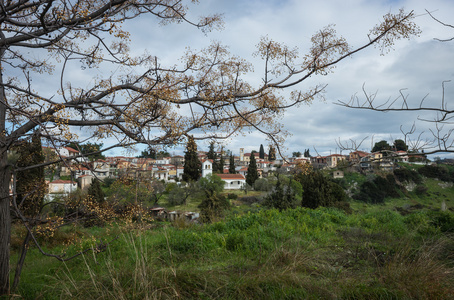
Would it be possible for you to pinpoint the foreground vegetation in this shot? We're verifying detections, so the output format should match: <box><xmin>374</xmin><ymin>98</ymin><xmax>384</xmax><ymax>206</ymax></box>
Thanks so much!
<box><xmin>7</xmin><ymin>163</ymin><xmax>454</xmax><ymax>299</ymax></box>
<box><xmin>10</xmin><ymin>205</ymin><xmax>454</xmax><ymax>299</ymax></box>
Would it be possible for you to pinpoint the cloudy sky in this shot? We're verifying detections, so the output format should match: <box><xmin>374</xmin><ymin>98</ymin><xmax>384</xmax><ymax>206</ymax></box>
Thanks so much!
<box><xmin>105</xmin><ymin>0</ymin><xmax>454</xmax><ymax>158</ymax></box>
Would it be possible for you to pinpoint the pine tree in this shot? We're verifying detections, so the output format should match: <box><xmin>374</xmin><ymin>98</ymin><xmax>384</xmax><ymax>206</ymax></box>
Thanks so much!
<box><xmin>15</xmin><ymin>134</ymin><xmax>45</xmax><ymax>217</ymax></box>
<box><xmin>229</xmin><ymin>154</ymin><xmax>236</xmax><ymax>174</ymax></box>
<box><xmin>259</xmin><ymin>144</ymin><xmax>265</xmax><ymax>159</ymax></box>
<box><xmin>183</xmin><ymin>136</ymin><xmax>201</xmax><ymax>182</ymax></box>
<box><xmin>246</xmin><ymin>153</ymin><xmax>259</xmax><ymax>186</ymax></box>
<box><xmin>268</xmin><ymin>146</ymin><xmax>276</xmax><ymax>161</ymax></box>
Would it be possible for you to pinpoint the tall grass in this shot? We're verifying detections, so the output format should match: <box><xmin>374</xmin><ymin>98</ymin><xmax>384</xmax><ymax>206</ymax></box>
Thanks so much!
<box><xmin>13</xmin><ymin>207</ymin><xmax>454</xmax><ymax>299</ymax></box>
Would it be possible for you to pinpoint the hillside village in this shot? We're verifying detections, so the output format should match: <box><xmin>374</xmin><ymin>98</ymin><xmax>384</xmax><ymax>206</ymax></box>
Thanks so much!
<box><xmin>42</xmin><ymin>143</ymin><xmax>429</xmax><ymax>200</ymax></box>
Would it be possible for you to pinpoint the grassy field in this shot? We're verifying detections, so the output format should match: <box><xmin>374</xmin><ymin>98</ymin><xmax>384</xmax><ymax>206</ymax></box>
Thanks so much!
<box><xmin>10</xmin><ymin>205</ymin><xmax>454</xmax><ymax>299</ymax></box>
<box><xmin>8</xmin><ymin>166</ymin><xmax>454</xmax><ymax>299</ymax></box>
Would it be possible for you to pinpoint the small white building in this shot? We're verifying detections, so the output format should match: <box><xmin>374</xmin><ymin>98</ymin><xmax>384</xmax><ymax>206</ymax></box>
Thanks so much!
<box><xmin>216</xmin><ymin>174</ymin><xmax>246</xmax><ymax>190</ymax></box>
<box><xmin>201</xmin><ymin>159</ymin><xmax>213</xmax><ymax>178</ymax></box>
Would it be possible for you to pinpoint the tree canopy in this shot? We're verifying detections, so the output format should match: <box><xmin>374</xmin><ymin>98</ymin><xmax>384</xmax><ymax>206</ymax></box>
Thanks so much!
<box><xmin>67</xmin><ymin>142</ymin><xmax>105</xmax><ymax>161</ymax></box>
<box><xmin>372</xmin><ymin>140</ymin><xmax>391</xmax><ymax>153</ymax></box>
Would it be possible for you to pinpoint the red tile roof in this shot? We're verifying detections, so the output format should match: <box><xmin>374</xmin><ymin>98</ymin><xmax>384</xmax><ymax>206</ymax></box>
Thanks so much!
<box><xmin>64</xmin><ymin>146</ymin><xmax>79</xmax><ymax>153</ymax></box>
<box><xmin>217</xmin><ymin>174</ymin><xmax>245</xmax><ymax>180</ymax></box>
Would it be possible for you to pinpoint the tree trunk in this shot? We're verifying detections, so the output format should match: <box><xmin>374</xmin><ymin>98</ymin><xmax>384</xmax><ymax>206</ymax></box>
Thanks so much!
<box><xmin>0</xmin><ymin>30</ymin><xmax>11</xmax><ymax>295</ymax></box>
<box><xmin>0</xmin><ymin>156</ymin><xmax>11</xmax><ymax>295</ymax></box>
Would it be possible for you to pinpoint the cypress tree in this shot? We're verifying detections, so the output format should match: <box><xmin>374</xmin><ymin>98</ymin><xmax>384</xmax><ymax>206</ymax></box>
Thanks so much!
<box><xmin>15</xmin><ymin>134</ymin><xmax>46</xmax><ymax>217</ymax></box>
<box><xmin>259</xmin><ymin>144</ymin><xmax>265</xmax><ymax>159</ymax></box>
<box><xmin>183</xmin><ymin>136</ymin><xmax>201</xmax><ymax>182</ymax></box>
<box><xmin>87</xmin><ymin>179</ymin><xmax>105</xmax><ymax>204</ymax></box>
<box><xmin>268</xmin><ymin>146</ymin><xmax>276</xmax><ymax>161</ymax></box>
<box><xmin>207</xmin><ymin>141</ymin><xmax>219</xmax><ymax>172</ymax></box>
<box><xmin>229</xmin><ymin>154</ymin><xmax>236</xmax><ymax>174</ymax></box>
<box><xmin>246</xmin><ymin>153</ymin><xmax>258</xmax><ymax>186</ymax></box>
<box><xmin>219</xmin><ymin>154</ymin><xmax>225</xmax><ymax>173</ymax></box>
<box><xmin>207</xmin><ymin>141</ymin><xmax>216</xmax><ymax>160</ymax></box>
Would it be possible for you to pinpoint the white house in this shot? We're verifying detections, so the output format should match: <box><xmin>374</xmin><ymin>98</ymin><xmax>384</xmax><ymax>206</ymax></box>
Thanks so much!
<box><xmin>48</xmin><ymin>179</ymin><xmax>78</xmax><ymax>194</ymax></box>
<box><xmin>201</xmin><ymin>159</ymin><xmax>213</xmax><ymax>178</ymax></box>
<box><xmin>217</xmin><ymin>174</ymin><xmax>246</xmax><ymax>190</ymax></box>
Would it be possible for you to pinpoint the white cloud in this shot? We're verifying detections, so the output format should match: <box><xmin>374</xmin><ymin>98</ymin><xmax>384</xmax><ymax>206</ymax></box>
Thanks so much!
<box><xmin>52</xmin><ymin>0</ymin><xmax>454</xmax><ymax>158</ymax></box>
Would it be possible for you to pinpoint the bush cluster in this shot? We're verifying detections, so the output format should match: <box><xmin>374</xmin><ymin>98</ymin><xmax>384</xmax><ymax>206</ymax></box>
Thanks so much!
<box><xmin>295</xmin><ymin>170</ymin><xmax>349</xmax><ymax>210</ymax></box>
<box><xmin>393</xmin><ymin>167</ymin><xmax>422</xmax><ymax>184</ymax></box>
<box><xmin>353</xmin><ymin>174</ymin><xmax>400</xmax><ymax>204</ymax></box>
<box><xmin>417</xmin><ymin>164</ymin><xmax>454</xmax><ymax>182</ymax></box>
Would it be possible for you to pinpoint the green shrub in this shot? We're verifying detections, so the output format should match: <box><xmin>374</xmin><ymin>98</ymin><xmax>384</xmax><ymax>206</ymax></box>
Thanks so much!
<box><xmin>415</xmin><ymin>184</ymin><xmax>428</xmax><ymax>196</ymax></box>
<box><xmin>238</xmin><ymin>196</ymin><xmax>260</xmax><ymax>205</ymax></box>
<box><xmin>353</xmin><ymin>174</ymin><xmax>400</xmax><ymax>204</ymax></box>
<box><xmin>418</xmin><ymin>164</ymin><xmax>453</xmax><ymax>182</ymax></box>
<box><xmin>394</xmin><ymin>167</ymin><xmax>422</xmax><ymax>184</ymax></box>
<box><xmin>225</xmin><ymin>231</ymin><xmax>245</xmax><ymax>251</ymax></box>
<box><xmin>254</xmin><ymin>178</ymin><xmax>272</xmax><ymax>191</ymax></box>
<box><xmin>227</xmin><ymin>193</ymin><xmax>238</xmax><ymax>200</ymax></box>
<box><xmin>428</xmin><ymin>211</ymin><xmax>454</xmax><ymax>233</ymax></box>
<box><xmin>295</xmin><ymin>170</ymin><xmax>347</xmax><ymax>209</ymax></box>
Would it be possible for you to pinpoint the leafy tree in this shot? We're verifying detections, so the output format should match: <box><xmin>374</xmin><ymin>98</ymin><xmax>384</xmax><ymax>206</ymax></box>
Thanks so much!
<box><xmin>254</xmin><ymin>178</ymin><xmax>273</xmax><ymax>192</ymax></box>
<box><xmin>353</xmin><ymin>174</ymin><xmax>400</xmax><ymax>204</ymax></box>
<box><xmin>150</xmin><ymin>180</ymin><xmax>166</xmax><ymax>205</ymax></box>
<box><xmin>292</xmin><ymin>151</ymin><xmax>302</xmax><ymax>157</ymax></box>
<box><xmin>229</xmin><ymin>154</ymin><xmax>236</xmax><ymax>174</ymax></box>
<box><xmin>167</xmin><ymin>182</ymin><xmax>198</xmax><ymax>206</ymax></box>
<box><xmin>295</xmin><ymin>169</ymin><xmax>347</xmax><ymax>209</ymax></box>
<box><xmin>198</xmin><ymin>174</ymin><xmax>229</xmax><ymax>223</ymax></box>
<box><xmin>138</xmin><ymin>148</ymin><xmax>157</xmax><ymax>159</ymax></box>
<box><xmin>183</xmin><ymin>137</ymin><xmax>201</xmax><ymax>182</ymax></box>
<box><xmin>246</xmin><ymin>153</ymin><xmax>259</xmax><ymax>186</ymax></box>
<box><xmin>304</xmin><ymin>149</ymin><xmax>311</xmax><ymax>158</ymax></box>
<box><xmin>268</xmin><ymin>146</ymin><xmax>276</xmax><ymax>161</ymax></box>
<box><xmin>259</xmin><ymin>144</ymin><xmax>265</xmax><ymax>159</ymax></box>
<box><xmin>67</xmin><ymin>142</ymin><xmax>105</xmax><ymax>161</ymax></box>
<box><xmin>156</xmin><ymin>150</ymin><xmax>170</xmax><ymax>159</ymax></box>
<box><xmin>0</xmin><ymin>0</ymin><xmax>420</xmax><ymax>293</ymax></box>
<box><xmin>263</xmin><ymin>175</ymin><xmax>297</xmax><ymax>211</ymax></box>
<box><xmin>393</xmin><ymin>139</ymin><xmax>408</xmax><ymax>151</ymax></box>
<box><xmin>372</xmin><ymin>140</ymin><xmax>391</xmax><ymax>153</ymax></box>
